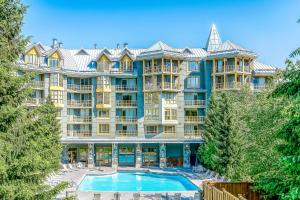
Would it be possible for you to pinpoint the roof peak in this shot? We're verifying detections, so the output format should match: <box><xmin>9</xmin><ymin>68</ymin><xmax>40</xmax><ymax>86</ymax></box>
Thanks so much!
<box><xmin>206</xmin><ymin>23</ymin><xmax>222</xmax><ymax>52</ymax></box>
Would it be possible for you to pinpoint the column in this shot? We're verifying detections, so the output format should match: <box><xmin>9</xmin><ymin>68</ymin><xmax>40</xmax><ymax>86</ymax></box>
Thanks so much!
<box><xmin>62</xmin><ymin>145</ymin><xmax>69</xmax><ymax>164</ymax></box>
<box><xmin>87</xmin><ymin>143</ymin><xmax>95</xmax><ymax>168</ymax></box>
<box><xmin>136</xmin><ymin>144</ymin><xmax>142</xmax><ymax>168</ymax></box>
<box><xmin>159</xmin><ymin>143</ymin><xmax>166</xmax><ymax>168</ymax></box>
<box><xmin>183</xmin><ymin>143</ymin><xmax>191</xmax><ymax>168</ymax></box>
<box><xmin>112</xmin><ymin>143</ymin><xmax>118</xmax><ymax>168</ymax></box>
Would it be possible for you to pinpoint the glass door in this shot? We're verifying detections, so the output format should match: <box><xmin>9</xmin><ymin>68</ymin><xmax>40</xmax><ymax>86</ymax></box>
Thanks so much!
<box><xmin>118</xmin><ymin>146</ymin><xmax>135</xmax><ymax>166</ymax></box>
<box><xmin>95</xmin><ymin>146</ymin><xmax>112</xmax><ymax>166</ymax></box>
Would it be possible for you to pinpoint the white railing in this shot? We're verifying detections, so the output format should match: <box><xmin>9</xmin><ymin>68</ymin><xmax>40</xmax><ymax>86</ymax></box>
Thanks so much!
<box><xmin>184</xmin><ymin>130</ymin><xmax>202</xmax><ymax>138</ymax></box>
<box><xmin>184</xmin><ymin>116</ymin><xmax>205</xmax><ymax>123</ymax></box>
<box><xmin>184</xmin><ymin>100</ymin><xmax>206</xmax><ymax>107</ymax></box>
<box><xmin>67</xmin><ymin>84</ymin><xmax>92</xmax><ymax>92</ymax></box>
<box><xmin>116</xmin><ymin>100</ymin><xmax>137</xmax><ymax>107</ymax></box>
<box><xmin>116</xmin><ymin>130</ymin><xmax>138</xmax><ymax>137</ymax></box>
<box><xmin>115</xmin><ymin>116</ymin><xmax>138</xmax><ymax>123</ymax></box>
<box><xmin>67</xmin><ymin>130</ymin><xmax>92</xmax><ymax>137</ymax></box>
<box><xmin>26</xmin><ymin>98</ymin><xmax>45</xmax><ymax>105</ymax></box>
<box><xmin>67</xmin><ymin>100</ymin><xmax>92</xmax><ymax>107</ymax></box>
<box><xmin>68</xmin><ymin>116</ymin><xmax>92</xmax><ymax>123</ymax></box>
<box><xmin>115</xmin><ymin>85</ymin><xmax>137</xmax><ymax>91</ymax></box>
<box><xmin>29</xmin><ymin>80</ymin><xmax>44</xmax><ymax>88</ymax></box>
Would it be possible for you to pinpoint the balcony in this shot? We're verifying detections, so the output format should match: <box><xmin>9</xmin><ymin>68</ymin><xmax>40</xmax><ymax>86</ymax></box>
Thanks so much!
<box><xmin>96</xmin><ymin>84</ymin><xmax>111</xmax><ymax>92</ymax></box>
<box><xmin>111</xmin><ymin>66</ymin><xmax>134</xmax><ymax>74</ymax></box>
<box><xmin>184</xmin><ymin>100</ymin><xmax>206</xmax><ymax>107</ymax></box>
<box><xmin>67</xmin><ymin>130</ymin><xmax>92</xmax><ymax>137</ymax></box>
<box><xmin>184</xmin><ymin>130</ymin><xmax>202</xmax><ymax>139</ymax></box>
<box><xmin>184</xmin><ymin>116</ymin><xmax>205</xmax><ymax>123</ymax></box>
<box><xmin>68</xmin><ymin>116</ymin><xmax>92</xmax><ymax>123</ymax></box>
<box><xmin>116</xmin><ymin>100</ymin><xmax>137</xmax><ymax>107</ymax></box>
<box><xmin>115</xmin><ymin>85</ymin><xmax>137</xmax><ymax>92</ymax></box>
<box><xmin>67</xmin><ymin>84</ymin><xmax>92</xmax><ymax>93</ymax></box>
<box><xmin>162</xmin><ymin>131</ymin><xmax>176</xmax><ymax>137</ymax></box>
<box><xmin>144</xmin><ymin>82</ymin><xmax>180</xmax><ymax>91</ymax></box>
<box><xmin>215</xmin><ymin>82</ymin><xmax>243</xmax><ymax>90</ymax></box>
<box><xmin>29</xmin><ymin>80</ymin><xmax>44</xmax><ymax>89</ymax></box>
<box><xmin>144</xmin><ymin>65</ymin><xmax>180</xmax><ymax>74</ymax></box>
<box><xmin>116</xmin><ymin>130</ymin><xmax>138</xmax><ymax>137</ymax></box>
<box><xmin>67</xmin><ymin>100</ymin><xmax>92</xmax><ymax>107</ymax></box>
<box><xmin>115</xmin><ymin>116</ymin><xmax>138</xmax><ymax>124</ymax></box>
<box><xmin>225</xmin><ymin>65</ymin><xmax>235</xmax><ymax>72</ymax></box>
<box><xmin>25</xmin><ymin>98</ymin><xmax>45</xmax><ymax>106</ymax></box>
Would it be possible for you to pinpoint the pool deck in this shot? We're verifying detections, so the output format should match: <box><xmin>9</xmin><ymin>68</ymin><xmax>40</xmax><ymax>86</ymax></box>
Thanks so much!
<box><xmin>51</xmin><ymin>166</ymin><xmax>221</xmax><ymax>199</ymax></box>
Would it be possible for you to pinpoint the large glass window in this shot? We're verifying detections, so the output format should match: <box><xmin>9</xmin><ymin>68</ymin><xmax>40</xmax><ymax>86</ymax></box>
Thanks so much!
<box><xmin>164</xmin><ymin>93</ymin><xmax>176</xmax><ymax>104</ymax></box>
<box><xmin>96</xmin><ymin>92</ymin><xmax>110</xmax><ymax>104</ymax></box>
<box><xmin>98</xmin><ymin>124</ymin><xmax>110</xmax><ymax>134</ymax></box>
<box><xmin>163</xmin><ymin>126</ymin><xmax>176</xmax><ymax>134</ymax></box>
<box><xmin>97</xmin><ymin>76</ymin><xmax>110</xmax><ymax>89</ymax></box>
<box><xmin>164</xmin><ymin>109</ymin><xmax>177</xmax><ymax>120</ymax></box>
<box><xmin>144</xmin><ymin>92</ymin><xmax>159</xmax><ymax>105</ymax></box>
<box><xmin>50</xmin><ymin>73</ymin><xmax>63</xmax><ymax>87</ymax></box>
<box><xmin>50</xmin><ymin>90</ymin><xmax>63</xmax><ymax>104</ymax></box>
<box><xmin>49</xmin><ymin>58</ymin><xmax>58</xmax><ymax>67</ymax></box>
<box><xmin>144</xmin><ymin>108</ymin><xmax>159</xmax><ymax>121</ymax></box>
<box><xmin>188</xmin><ymin>61</ymin><xmax>199</xmax><ymax>72</ymax></box>
<box><xmin>25</xmin><ymin>54</ymin><xmax>38</xmax><ymax>65</ymax></box>
<box><xmin>187</xmin><ymin>76</ymin><xmax>200</xmax><ymax>89</ymax></box>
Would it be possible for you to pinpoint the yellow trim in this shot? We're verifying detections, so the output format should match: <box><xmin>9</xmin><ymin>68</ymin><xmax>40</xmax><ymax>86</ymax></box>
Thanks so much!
<box><xmin>120</xmin><ymin>54</ymin><xmax>132</xmax><ymax>62</ymax></box>
<box><xmin>96</xmin><ymin>88</ymin><xmax>111</xmax><ymax>93</ymax></box>
<box><xmin>50</xmin><ymin>86</ymin><xmax>64</xmax><ymax>91</ymax></box>
<box><xmin>96</xmin><ymin>104</ymin><xmax>111</xmax><ymax>109</ymax></box>
<box><xmin>54</xmin><ymin>103</ymin><xmax>64</xmax><ymax>108</ymax></box>
<box><xmin>26</xmin><ymin>47</ymin><xmax>38</xmax><ymax>55</ymax></box>
<box><xmin>97</xmin><ymin>54</ymin><xmax>111</xmax><ymax>62</ymax></box>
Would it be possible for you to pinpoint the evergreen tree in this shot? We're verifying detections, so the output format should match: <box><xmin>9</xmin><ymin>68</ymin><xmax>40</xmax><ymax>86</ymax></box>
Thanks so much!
<box><xmin>0</xmin><ymin>0</ymin><xmax>67</xmax><ymax>199</ymax></box>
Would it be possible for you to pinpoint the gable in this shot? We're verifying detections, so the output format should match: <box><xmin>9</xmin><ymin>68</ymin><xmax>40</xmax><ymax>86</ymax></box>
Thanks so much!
<box><xmin>26</xmin><ymin>47</ymin><xmax>39</xmax><ymax>55</ymax></box>
<box><xmin>49</xmin><ymin>51</ymin><xmax>61</xmax><ymax>59</ymax></box>
<box><xmin>120</xmin><ymin>54</ymin><xmax>133</xmax><ymax>62</ymax></box>
<box><xmin>98</xmin><ymin>54</ymin><xmax>111</xmax><ymax>62</ymax></box>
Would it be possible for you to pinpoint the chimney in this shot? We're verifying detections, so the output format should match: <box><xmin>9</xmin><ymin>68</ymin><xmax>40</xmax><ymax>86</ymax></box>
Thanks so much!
<box><xmin>52</xmin><ymin>38</ymin><xmax>58</xmax><ymax>48</ymax></box>
<box><xmin>123</xmin><ymin>42</ymin><xmax>128</xmax><ymax>48</ymax></box>
<box><xmin>116</xmin><ymin>43</ymin><xmax>120</xmax><ymax>49</ymax></box>
<box><xmin>58</xmin><ymin>42</ymin><xmax>63</xmax><ymax>48</ymax></box>
<box><xmin>94</xmin><ymin>43</ymin><xmax>97</xmax><ymax>49</ymax></box>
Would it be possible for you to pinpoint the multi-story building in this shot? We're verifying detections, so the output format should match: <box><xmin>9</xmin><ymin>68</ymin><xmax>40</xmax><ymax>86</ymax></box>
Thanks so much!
<box><xmin>17</xmin><ymin>24</ymin><xmax>276</xmax><ymax>168</ymax></box>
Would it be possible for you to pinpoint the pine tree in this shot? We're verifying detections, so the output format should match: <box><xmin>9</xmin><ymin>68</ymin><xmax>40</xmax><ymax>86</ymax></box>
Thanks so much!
<box><xmin>0</xmin><ymin>0</ymin><xmax>67</xmax><ymax>199</ymax></box>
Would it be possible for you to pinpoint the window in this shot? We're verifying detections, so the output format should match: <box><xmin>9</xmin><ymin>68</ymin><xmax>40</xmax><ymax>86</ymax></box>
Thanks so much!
<box><xmin>97</xmin><ymin>61</ymin><xmax>110</xmax><ymax>72</ymax></box>
<box><xmin>120</xmin><ymin>60</ymin><xmax>133</xmax><ymax>72</ymax></box>
<box><xmin>50</xmin><ymin>90</ymin><xmax>63</xmax><ymax>104</ymax></box>
<box><xmin>98</xmin><ymin>124</ymin><xmax>110</xmax><ymax>134</ymax></box>
<box><xmin>164</xmin><ymin>126</ymin><xmax>176</xmax><ymax>134</ymax></box>
<box><xmin>97</xmin><ymin>76</ymin><xmax>110</xmax><ymax>89</ymax></box>
<box><xmin>144</xmin><ymin>92</ymin><xmax>159</xmax><ymax>105</ymax></box>
<box><xmin>98</xmin><ymin>109</ymin><xmax>110</xmax><ymax>118</ymax></box>
<box><xmin>90</xmin><ymin>61</ymin><xmax>97</xmax><ymax>68</ymax></box>
<box><xmin>145</xmin><ymin>125</ymin><xmax>158</xmax><ymax>134</ymax></box>
<box><xmin>144</xmin><ymin>108</ymin><xmax>159</xmax><ymax>121</ymax></box>
<box><xmin>187</xmin><ymin>76</ymin><xmax>200</xmax><ymax>89</ymax></box>
<box><xmin>49</xmin><ymin>58</ymin><xmax>58</xmax><ymax>67</ymax></box>
<box><xmin>50</xmin><ymin>73</ymin><xmax>63</xmax><ymax>87</ymax></box>
<box><xmin>188</xmin><ymin>61</ymin><xmax>199</xmax><ymax>72</ymax></box>
<box><xmin>164</xmin><ymin>109</ymin><xmax>177</xmax><ymax>120</ymax></box>
<box><xmin>96</xmin><ymin>92</ymin><xmax>110</xmax><ymax>104</ymax></box>
<box><xmin>25</xmin><ymin>54</ymin><xmax>38</xmax><ymax>65</ymax></box>
<box><xmin>164</xmin><ymin>93</ymin><xmax>176</xmax><ymax>104</ymax></box>
<box><xmin>217</xmin><ymin>59</ymin><xmax>223</xmax><ymax>72</ymax></box>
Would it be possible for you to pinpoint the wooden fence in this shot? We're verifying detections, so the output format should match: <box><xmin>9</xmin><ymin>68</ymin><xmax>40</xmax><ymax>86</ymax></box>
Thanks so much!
<box><xmin>203</xmin><ymin>182</ymin><xmax>261</xmax><ymax>200</ymax></box>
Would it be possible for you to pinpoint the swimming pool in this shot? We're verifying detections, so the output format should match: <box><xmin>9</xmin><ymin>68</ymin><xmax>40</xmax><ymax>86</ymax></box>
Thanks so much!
<box><xmin>79</xmin><ymin>172</ymin><xmax>198</xmax><ymax>192</ymax></box>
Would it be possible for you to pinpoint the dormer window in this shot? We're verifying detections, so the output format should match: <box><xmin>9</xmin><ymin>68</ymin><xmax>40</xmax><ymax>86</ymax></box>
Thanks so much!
<box><xmin>25</xmin><ymin>54</ymin><xmax>39</xmax><ymax>65</ymax></box>
<box><xmin>49</xmin><ymin>58</ymin><xmax>58</xmax><ymax>68</ymax></box>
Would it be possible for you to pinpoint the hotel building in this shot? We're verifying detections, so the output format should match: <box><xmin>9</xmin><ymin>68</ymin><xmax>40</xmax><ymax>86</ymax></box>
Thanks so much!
<box><xmin>17</xmin><ymin>24</ymin><xmax>276</xmax><ymax>168</ymax></box>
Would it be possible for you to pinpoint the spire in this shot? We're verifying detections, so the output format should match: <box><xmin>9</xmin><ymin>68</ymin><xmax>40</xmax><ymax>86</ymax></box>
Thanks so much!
<box><xmin>206</xmin><ymin>23</ymin><xmax>222</xmax><ymax>52</ymax></box>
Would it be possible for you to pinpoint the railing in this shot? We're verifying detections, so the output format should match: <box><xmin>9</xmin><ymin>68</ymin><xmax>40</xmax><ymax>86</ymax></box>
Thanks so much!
<box><xmin>115</xmin><ymin>116</ymin><xmax>138</xmax><ymax>123</ymax></box>
<box><xmin>68</xmin><ymin>116</ymin><xmax>92</xmax><ymax>123</ymax></box>
<box><xmin>96</xmin><ymin>84</ymin><xmax>110</xmax><ymax>90</ymax></box>
<box><xmin>67</xmin><ymin>100</ymin><xmax>92</xmax><ymax>107</ymax></box>
<box><xmin>67</xmin><ymin>84</ymin><xmax>92</xmax><ymax>92</ymax></box>
<box><xmin>29</xmin><ymin>80</ymin><xmax>44</xmax><ymax>88</ymax></box>
<box><xmin>225</xmin><ymin>65</ymin><xmax>235</xmax><ymax>72</ymax></box>
<box><xmin>116</xmin><ymin>100</ymin><xmax>137</xmax><ymax>107</ymax></box>
<box><xmin>116</xmin><ymin>130</ymin><xmax>138</xmax><ymax>137</ymax></box>
<box><xmin>163</xmin><ymin>131</ymin><xmax>176</xmax><ymax>136</ymax></box>
<box><xmin>111</xmin><ymin>66</ymin><xmax>133</xmax><ymax>73</ymax></box>
<box><xmin>184</xmin><ymin>116</ymin><xmax>205</xmax><ymax>123</ymax></box>
<box><xmin>115</xmin><ymin>85</ymin><xmax>137</xmax><ymax>91</ymax></box>
<box><xmin>97</xmin><ymin>131</ymin><xmax>111</xmax><ymax>136</ymax></box>
<box><xmin>144</xmin><ymin>116</ymin><xmax>160</xmax><ymax>121</ymax></box>
<box><xmin>215</xmin><ymin>82</ymin><xmax>243</xmax><ymax>90</ymax></box>
<box><xmin>184</xmin><ymin>130</ymin><xmax>202</xmax><ymax>138</ymax></box>
<box><xmin>25</xmin><ymin>98</ymin><xmax>45</xmax><ymax>105</ymax></box>
<box><xmin>184</xmin><ymin>100</ymin><xmax>206</xmax><ymax>107</ymax></box>
<box><xmin>67</xmin><ymin>130</ymin><xmax>92</xmax><ymax>137</ymax></box>
<box><xmin>144</xmin><ymin>65</ymin><xmax>179</xmax><ymax>74</ymax></box>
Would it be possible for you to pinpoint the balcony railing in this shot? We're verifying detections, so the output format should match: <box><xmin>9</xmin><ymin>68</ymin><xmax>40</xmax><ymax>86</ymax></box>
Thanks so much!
<box><xmin>115</xmin><ymin>116</ymin><xmax>138</xmax><ymax>123</ymax></box>
<box><xmin>67</xmin><ymin>130</ymin><xmax>92</xmax><ymax>137</ymax></box>
<box><xmin>111</xmin><ymin>66</ymin><xmax>134</xmax><ymax>73</ymax></box>
<box><xmin>29</xmin><ymin>80</ymin><xmax>44</xmax><ymax>88</ymax></box>
<box><xmin>67</xmin><ymin>100</ymin><xmax>92</xmax><ymax>107</ymax></box>
<box><xmin>162</xmin><ymin>131</ymin><xmax>176</xmax><ymax>136</ymax></box>
<box><xmin>68</xmin><ymin>116</ymin><xmax>92</xmax><ymax>123</ymax></box>
<box><xmin>215</xmin><ymin>82</ymin><xmax>243</xmax><ymax>90</ymax></box>
<box><xmin>144</xmin><ymin>116</ymin><xmax>160</xmax><ymax>121</ymax></box>
<box><xmin>184</xmin><ymin>100</ymin><xmax>206</xmax><ymax>107</ymax></box>
<box><xmin>115</xmin><ymin>85</ymin><xmax>137</xmax><ymax>91</ymax></box>
<box><xmin>184</xmin><ymin>116</ymin><xmax>205</xmax><ymax>123</ymax></box>
<box><xmin>144</xmin><ymin>82</ymin><xmax>179</xmax><ymax>91</ymax></box>
<box><xmin>116</xmin><ymin>130</ymin><xmax>138</xmax><ymax>137</ymax></box>
<box><xmin>116</xmin><ymin>100</ymin><xmax>137</xmax><ymax>107</ymax></box>
<box><xmin>67</xmin><ymin>84</ymin><xmax>92</xmax><ymax>92</ymax></box>
<box><xmin>225</xmin><ymin>65</ymin><xmax>235</xmax><ymax>72</ymax></box>
<box><xmin>184</xmin><ymin>130</ymin><xmax>202</xmax><ymax>138</ymax></box>
<box><xmin>25</xmin><ymin>98</ymin><xmax>45</xmax><ymax>105</ymax></box>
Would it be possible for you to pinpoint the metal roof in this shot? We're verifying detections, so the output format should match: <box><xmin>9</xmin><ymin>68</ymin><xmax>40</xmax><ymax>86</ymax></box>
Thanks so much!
<box><xmin>206</xmin><ymin>24</ymin><xmax>222</xmax><ymax>52</ymax></box>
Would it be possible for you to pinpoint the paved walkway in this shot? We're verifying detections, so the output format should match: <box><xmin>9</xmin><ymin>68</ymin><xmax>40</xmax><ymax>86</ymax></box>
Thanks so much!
<box><xmin>49</xmin><ymin>166</ymin><xmax>221</xmax><ymax>200</ymax></box>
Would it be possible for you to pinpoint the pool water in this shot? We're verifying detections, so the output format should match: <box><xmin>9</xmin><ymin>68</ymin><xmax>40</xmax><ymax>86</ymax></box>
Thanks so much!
<box><xmin>79</xmin><ymin>172</ymin><xmax>198</xmax><ymax>192</ymax></box>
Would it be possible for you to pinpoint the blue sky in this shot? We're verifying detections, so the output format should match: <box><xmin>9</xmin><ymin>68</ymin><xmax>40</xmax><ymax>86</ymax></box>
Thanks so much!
<box><xmin>22</xmin><ymin>0</ymin><xmax>300</xmax><ymax>67</ymax></box>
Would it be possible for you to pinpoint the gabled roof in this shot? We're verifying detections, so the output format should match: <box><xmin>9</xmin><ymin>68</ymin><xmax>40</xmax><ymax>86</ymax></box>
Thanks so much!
<box><xmin>146</xmin><ymin>41</ymin><xmax>179</xmax><ymax>53</ymax></box>
<box><xmin>216</xmin><ymin>40</ymin><xmax>248</xmax><ymax>52</ymax></box>
<box><xmin>76</xmin><ymin>49</ymin><xmax>89</xmax><ymax>56</ymax></box>
<box><xmin>206</xmin><ymin>24</ymin><xmax>222</xmax><ymax>52</ymax></box>
<box><xmin>95</xmin><ymin>48</ymin><xmax>112</xmax><ymax>61</ymax></box>
<box><xmin>46</xmin><ymin>48</ymin><xmax>64</xmax><ymax>59</ymax></box>
<box><xmin>118</xmin><ymin>47</ymin><xmax>135</xmax><ymax>60</ymax></box>
<box><xmin>253</xmin><ymin>60</ymin><xmax>277</xmax><ymax>75</ymax></box>
<box><xmin>182</xmin><ymin>47</ymin><xmax>194</xmax><ymax>55</ymax></box>
<box><xmin>25</xmin><ymin>43</ymin><xmax>43</xmax><ymax>56</ymax></box>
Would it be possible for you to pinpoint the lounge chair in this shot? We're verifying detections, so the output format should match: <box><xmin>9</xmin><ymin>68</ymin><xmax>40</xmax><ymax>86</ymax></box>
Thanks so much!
<box><xmin>68</xmin><ymin>164</ymin><xmax>78</xmax><ymax>171</ymax></box>
<box><xmin>93</xmin><ymin>193</ymin><xmax>101</xmax><ymax>200</ymax></box>
<box><xmin>113</xmin><ymin>192</ymin><xmax>121</xmax><ymax>200</ymax></box>
<box><xmin>61</xmin><ymin>164</ymin><xmax>69</xmax><ymax>173</ymax></box>
<box><xmin>77</xmin><ymin>162</ymin><xmax>84</xmax><ymax>169</ymax></box>
<box><xmin>174</xmin><ymin>193</ymin><xmax>181</xmax><ymax>200</ymax></box>
<box><xmin>133</xmin><ymin>192</ymin><xmax>141</xmax><ymax>200</ymax></box>
<box><xmin>154</xmin><ymin>193</ymin><xmax>162</xmax><ymax>200</ymax></box>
